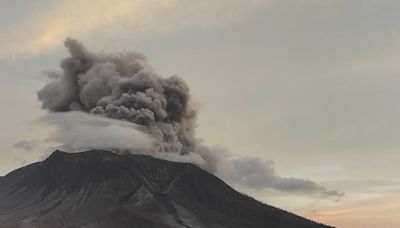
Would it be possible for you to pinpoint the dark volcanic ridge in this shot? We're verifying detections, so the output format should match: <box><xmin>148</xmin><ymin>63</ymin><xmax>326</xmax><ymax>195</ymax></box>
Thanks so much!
<box><xmin>0</xmin><ymin>150</ymin><xmax>333</xmax><ymax>228</ymax></box>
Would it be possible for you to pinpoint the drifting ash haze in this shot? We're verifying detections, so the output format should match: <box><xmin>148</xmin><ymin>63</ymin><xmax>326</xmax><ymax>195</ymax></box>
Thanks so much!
<box><xmin>37</xmin><ymin>38</ymin><xmax>343</xmax><ymax>198</ymax></box>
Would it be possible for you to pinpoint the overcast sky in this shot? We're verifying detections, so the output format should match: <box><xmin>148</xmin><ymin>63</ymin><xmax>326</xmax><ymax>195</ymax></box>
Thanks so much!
<box><xmin>1</xmin><ymin>1</ymin><xmax>400</xmax><ymax>227</ymax></box>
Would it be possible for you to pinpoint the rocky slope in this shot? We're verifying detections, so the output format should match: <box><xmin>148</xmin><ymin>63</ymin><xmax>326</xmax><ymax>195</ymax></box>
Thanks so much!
<box><xmin>0</xmin><ymin>150</ymin><xmax>333</xmax><ymax>228</ymax></box>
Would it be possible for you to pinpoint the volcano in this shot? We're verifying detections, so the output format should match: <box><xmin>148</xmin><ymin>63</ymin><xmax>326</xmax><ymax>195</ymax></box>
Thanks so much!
<box><xmin>0</xmin><ymin>150</ymin><xmax>332</xmax><ymax>228</ymax></box>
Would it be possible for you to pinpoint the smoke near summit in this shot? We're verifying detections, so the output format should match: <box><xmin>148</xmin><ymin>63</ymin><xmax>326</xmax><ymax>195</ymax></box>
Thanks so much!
<box><xmin>39</xmin><ymin>39</ymin><xmax>197</xmax><ymax>154</ymax></box>
<box><xmin>37</xmin><ymin>38</ymin><xmax>343</xmax><ymax>198</ymax></box>
<box><xmin>38</xmin><ymin>38</ymin><xmax>217</xmax><ymax>172</ymax></box>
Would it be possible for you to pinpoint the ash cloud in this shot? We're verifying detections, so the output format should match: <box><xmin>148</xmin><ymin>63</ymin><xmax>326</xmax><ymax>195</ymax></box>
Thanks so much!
<box><xmin>38</xmin><ymin>38</ymin><xmax>218</xmax><ymax>173</ymax></box>
<box><xmin>37</xmin><ymin>38</ymin><xmax>343</xmax><ymax>198</ymax></box>
<box><xmin>13</xmin><ymin>140</ymin><xmax>37</xmax><ymax>152</ymax></box>
<box><xmin>219</xmin><ymin>155</ymin><xmax>344</xmax><ymax>198</ymax></box>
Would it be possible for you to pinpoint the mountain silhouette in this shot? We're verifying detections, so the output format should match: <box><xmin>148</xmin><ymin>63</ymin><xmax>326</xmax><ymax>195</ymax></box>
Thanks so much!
<box><xmin>0</xmin><ymin>150</ymin><xmax>333</xmax><ymax>228</ymax></box>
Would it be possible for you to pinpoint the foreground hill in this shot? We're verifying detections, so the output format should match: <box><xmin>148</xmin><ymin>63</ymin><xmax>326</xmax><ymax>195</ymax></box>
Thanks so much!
<box><xmin>0</xmin><ymin>150</ymin><xmax>333</xmax><ymax>228</ymax></box>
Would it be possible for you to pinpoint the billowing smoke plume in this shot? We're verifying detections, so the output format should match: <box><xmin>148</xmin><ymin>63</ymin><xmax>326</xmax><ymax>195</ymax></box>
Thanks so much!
<box><xmin>38</xmin><ymin>38</ymin><xmax>217</xmax><ymax>172</ymax></box>
<box><xmin>37</xmin><ymin>39</ymin><xmax>343</xmax><ymax>198</ymax></box>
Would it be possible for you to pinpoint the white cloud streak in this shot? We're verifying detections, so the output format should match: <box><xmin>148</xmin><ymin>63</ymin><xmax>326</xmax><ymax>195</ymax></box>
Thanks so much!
<box><xmin>39</xmin><ymin>111</ymin><xmax>155</xmax><ymax>152</ymax></box>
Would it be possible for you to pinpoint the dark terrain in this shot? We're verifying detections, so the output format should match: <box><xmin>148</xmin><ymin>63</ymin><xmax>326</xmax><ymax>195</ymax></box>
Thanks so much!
<box><xmin>0</xmin><ymin>150</ymin><xmax>333</xmax><ymax>228</ymax></box>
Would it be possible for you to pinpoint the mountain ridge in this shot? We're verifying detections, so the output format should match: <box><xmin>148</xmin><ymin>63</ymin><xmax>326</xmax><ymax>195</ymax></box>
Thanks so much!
<box><xmin>0</xmin><ymin>150</ymin><xmax>333</xmax><ymax>228</ymax></box>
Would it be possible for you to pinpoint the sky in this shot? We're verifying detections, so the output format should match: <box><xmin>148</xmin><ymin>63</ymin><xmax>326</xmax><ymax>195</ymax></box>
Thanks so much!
<box><xmin>0</xmin><ymin>0</ymin><xmax>400</xmax><ymax>227</ymax></box>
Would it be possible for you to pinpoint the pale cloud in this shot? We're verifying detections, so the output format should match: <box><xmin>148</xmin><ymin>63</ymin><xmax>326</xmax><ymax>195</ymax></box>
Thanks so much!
<box><xmin>0</xmin><ymin>0</ymin><xmax>160</xmax><ymax>58</ymax></box>
<box><xmin>13</xmin><ymin>139</ymin><xmax>38</xmax><ymax>152</ymax></box>
<box><xmin>39</xmin><ymin>111</ymin><xmax>155</xmax><ymax>152</ymax></box>
<box><xmin>0</xmin><ymin>0</ymin><xmax>272</xmax><ymax>59</ymax></box>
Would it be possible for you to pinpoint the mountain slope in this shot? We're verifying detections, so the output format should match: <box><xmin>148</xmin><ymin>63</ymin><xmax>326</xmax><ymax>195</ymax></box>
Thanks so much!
<box><xmin>0</xmin><ymin>150</ymin><xmax>332</xmax><ymax>228</ymax></box>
